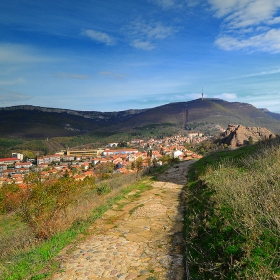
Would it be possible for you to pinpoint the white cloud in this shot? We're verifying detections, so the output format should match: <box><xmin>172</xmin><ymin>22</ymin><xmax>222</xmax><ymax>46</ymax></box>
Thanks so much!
<box><xmin>216</xmin><ymin>28</ymin><xmax>280</xmax><ymax>53</ymax></box>
<box><xmin>208</xmin><ymin>0</ymin><xmax>280</xmax><ymax>24</ymax></box>
<box><xmin>208</xmin><ymin>0</ymin><xmax>280</xmax><ymax>53</ymax></box>
<box><xmin>54</xmin><ymin>73</ymin><xmax>91</xmax><ymax>80</ymax></box>
<box><xmin>239</xmin><ymin>93</ymin><xmax>280</xmax><ymax>111</ymax></box>
<box><xmin>131</xmin><ymin>39</ymin><xmax>155</xmax><ymax>50</ymax></box>
<box><xmin>129</xmin><ymin>20</ymin><xmax>174</xmax><ymax>40</ymax></box>
<box><xmin>224</xmin><ymin>0</ymin><xmax>279</xmax><ymax>29</ymax></box>
<box><xmin>82</xmin><ymin>29</ymin><xmax>115</xmax><ymax>46</ymax></box>
<box><xmin>267</xmin><ymin>16</ymin><xmax>280</xmax><ymax>24</ymax></box>
<box><xmin>214</xmin><ymin>93</ymin><xmax>237</xmax><ymax>100</ymax></box>
<box><xmin>0</xmin><ymin>88</ymin><xmax>32</xmax><ymax>106</ymax></box>
<box><xmin>125</xmin><ymin>20</ymin><xmax>175</xmax><ymax>50</ymax></box>
<box><xmin>255</xmin><ymin>26</ymin><xmax>270</xmax><ymax>32</ymax></box>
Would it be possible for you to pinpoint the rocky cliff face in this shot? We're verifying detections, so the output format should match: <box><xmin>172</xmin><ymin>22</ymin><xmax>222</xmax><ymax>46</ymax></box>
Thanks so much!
<box><xmin>222</xmin><ymin>124</ymin><xmax>276</xmax><ymax>147</ymax></box>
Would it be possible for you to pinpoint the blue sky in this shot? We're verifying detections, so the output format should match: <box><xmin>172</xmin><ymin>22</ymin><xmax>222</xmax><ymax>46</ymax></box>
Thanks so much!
<box><xmin>1</xmin><ymin>0</ymin><xmax>280</xmax><ymax>112</ymax></box>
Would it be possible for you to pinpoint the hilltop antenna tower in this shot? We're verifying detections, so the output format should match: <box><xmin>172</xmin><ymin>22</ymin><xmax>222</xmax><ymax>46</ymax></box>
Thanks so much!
<box><xmin>202</xmin><ymin>87</ymin><xmax>204</xmax><ymax>100</ymax></box>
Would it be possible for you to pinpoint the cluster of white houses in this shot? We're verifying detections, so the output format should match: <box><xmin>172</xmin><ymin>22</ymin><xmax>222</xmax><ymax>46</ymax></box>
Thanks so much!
<box><xmin>0</xmin><ymin>134</ymin><xmax>205</xmax><ymax>186</ymax></box>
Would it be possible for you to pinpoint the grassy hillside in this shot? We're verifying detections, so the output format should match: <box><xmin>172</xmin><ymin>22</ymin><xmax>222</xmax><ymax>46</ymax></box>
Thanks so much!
<box><xmin>0</xmin><ymin>109</ymin><xmax>102</xmax><ymax>138</ymax></box>
<box><xmin>185</xmin><ymin>137</ymin><xmax>280</xmax><ymax>279</ymax></box>
<box><xmin>74</xmin><ymin>99</ymin><xmax>280</xmax><ymax>135</ymax></box>
<box><xmin>184</xmin><ymin>99</ymin><xmax>280</xmax><ymax>133</ymax></box>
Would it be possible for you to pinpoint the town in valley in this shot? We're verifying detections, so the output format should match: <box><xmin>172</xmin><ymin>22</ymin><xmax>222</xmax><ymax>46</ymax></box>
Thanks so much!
<box><xmin>0</xmin><ymin>133</ymin><xmax>206</xmax><ymax>186</ymax></box>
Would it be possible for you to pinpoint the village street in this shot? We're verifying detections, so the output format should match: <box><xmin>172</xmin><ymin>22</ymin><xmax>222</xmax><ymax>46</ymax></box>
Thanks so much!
<box><xmin>50</xmin><ymin>160</ymin><xmax>194</xmax><ymax>280</ymax></box>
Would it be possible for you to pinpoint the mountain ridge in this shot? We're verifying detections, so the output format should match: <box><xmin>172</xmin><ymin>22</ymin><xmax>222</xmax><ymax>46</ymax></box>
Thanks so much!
<box><xmin>1</xmin><ymin>99</ymin><xmax>280</xmax><ymax>139</ymax></box>
<box><xmin>0</xmin><ymin>105</ymin><xmax>147</xmax><ymax>120</ymax></box>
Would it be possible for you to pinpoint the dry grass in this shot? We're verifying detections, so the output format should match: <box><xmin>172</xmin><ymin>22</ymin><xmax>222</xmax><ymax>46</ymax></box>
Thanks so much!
<box><xmin>0</xmin><ymin>214</ymin><xmax>34</xmax><ymax>259</ymax></box>
<box><xmin>186</xmin><ymin>138</ymin><xmax>280</xmax><ymax>279</ymax></box>
<box><xmin>204</xmin><ymin>139</ymin><xmax>280</xmax><ymax>234</ymax></box>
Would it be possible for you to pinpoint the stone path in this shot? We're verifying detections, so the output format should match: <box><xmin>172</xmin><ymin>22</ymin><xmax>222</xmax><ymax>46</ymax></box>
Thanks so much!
<box><xmin>51</xmin><ymin>161</ymin><xmax>193</xmax><ymax>280</ymax></box>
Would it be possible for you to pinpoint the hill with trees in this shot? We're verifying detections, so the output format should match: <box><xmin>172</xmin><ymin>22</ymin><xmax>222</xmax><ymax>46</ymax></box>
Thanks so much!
<box><xmin>1</xmin><ymin>99</ymin><xmax>280</xmax><ymax>140</ymax></box>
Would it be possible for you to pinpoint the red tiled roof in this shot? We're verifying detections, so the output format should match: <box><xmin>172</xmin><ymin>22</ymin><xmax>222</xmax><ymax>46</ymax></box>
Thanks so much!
<box><xmin>0</xmin><ymin>158</ymin><xmax>20</xmax><ymax>162</ymax></box>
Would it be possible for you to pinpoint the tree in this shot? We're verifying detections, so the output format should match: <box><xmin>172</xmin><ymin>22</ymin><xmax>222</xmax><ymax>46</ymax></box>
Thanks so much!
<box><xmin>118</xmin><ymin>141</ymin><xmax>127</xmax><ymax>147</ymax></box>
<box><xmin>248</xmin><ymin>136</ymin><xmax>254</xmax><ymax>145</ymax></box>
<box><xmin>135</xmin><ymin>157</ymin><xmax>143</xmax><ymax>179</ymax></box>
<box><xmin>95</xmin><ymin>162</ymin><xmax>114</xmax><ymax>179</ymax></box>
<box><xmin>162</xmin><ymin>154</ymin><xmax>171</xmax><ymax>164</ymax></box>
<box><xmin>130</xmin><ymin>161</ymin><xmax>135</xmax><ymax>170</ymax></box>
<box><xmin>136</xmin><ymin>157</ymin><xmax>143</xmax><ymax>171</ymax></box>
<box><xmin>152</xmin><ymin>157</ymin><xmax>157</xmax><ymax>167</ymax></box>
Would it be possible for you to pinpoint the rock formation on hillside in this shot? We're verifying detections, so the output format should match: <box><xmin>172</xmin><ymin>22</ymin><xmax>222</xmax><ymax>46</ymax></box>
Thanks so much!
<box><xmin>221</xmin><ymin>124</ymin><xmax>276</xmax><ymax>147</ymax></box>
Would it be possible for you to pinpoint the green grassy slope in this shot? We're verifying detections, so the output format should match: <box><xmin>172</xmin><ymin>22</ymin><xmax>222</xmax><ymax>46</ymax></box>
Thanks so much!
<box><xmin>185</xmin><ymin>138</ymin><xmax>280</xmax><ymax>279</ymax></box>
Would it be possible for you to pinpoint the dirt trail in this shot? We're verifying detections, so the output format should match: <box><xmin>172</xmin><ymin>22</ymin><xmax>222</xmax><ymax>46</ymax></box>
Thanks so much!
<box><xmin>51</xmin><ymin>160</ymin><xmax>194</xmax><ymax>280</ymax></box>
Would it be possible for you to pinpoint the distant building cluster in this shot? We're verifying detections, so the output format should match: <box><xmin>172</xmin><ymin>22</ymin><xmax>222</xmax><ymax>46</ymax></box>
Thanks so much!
<box><xmin>0</xmin><ymin>132</ymin><xmax>207</xmax><ymax>187</ymax></box>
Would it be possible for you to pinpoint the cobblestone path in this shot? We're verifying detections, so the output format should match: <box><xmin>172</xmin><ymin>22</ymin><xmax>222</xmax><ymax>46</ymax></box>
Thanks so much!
<box><xmin>51</xmin><ymin>161</ymin><xmax>193</xmax><ymax>280</ymax></box>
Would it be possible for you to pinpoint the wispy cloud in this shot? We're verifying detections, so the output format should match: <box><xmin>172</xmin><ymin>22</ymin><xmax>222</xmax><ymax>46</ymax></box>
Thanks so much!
<box><xmin>130</xmin><ymin>40</ymin><xmax>155</xmax><ymax>50</ymax></box>
<box><xmin>149</xmin><ymin>0</ymin><xmax>177</xmax><ymax>9</ymax></box>
<box><xmin>186</xmin><ymin>0</ymin><xmax>201</xmax><ymax>7</ymax></box>
<box><xmin>54</xmin><ymin>72</ymin><xmax>91</xmax><ymax>80</ymax></box>
<box><xmin>229</xmin><ymin>68</ymin><xmax>280</xmax><ymax>79</ymax></box>
<box><xmin>209</xmin><ymin>0</ymin><xmax>280</xmax><ymax>23</ymax></box>
<box><xmin>267</xmin><ymin>16</ymin><xmax>280</xmax><ymax>25</ymax></box>
<box><xmin>82</xmin><ymin>29</ymin><xmax>115</xmax><ymax>45</ymax></box>
<box><xmin>129</xmin><ymin>20</ymin><xmax>174</xmax><ymax>39</ymax></box>
<box><xmin>214</xmin><ymin>93</ymin><xmax>237</xmax><ymax>100</ymax></box>
<box><xmin>0</xmin><ymin>88</ymin><xmax>32</xmax><ymax>106</ymax></box>
<box><xmin>125</xmin><ymin>20</ymin><xmax>175</xmax><ymax>50</ymax></box>
<box><xmin>149</xmin><ymin>0</ymin><xmax>201</xmax><ymax>9</ymax></box>
<box><xmin>208</xmin><ymin>0</ymin><xmax>280</xmax><ymax>53</ymax></box>
<box><xmin>239</xmin><ymin>92</ymin><xmax>280</xmax><ymax>109</ymax></box>
<box><xmin>0</xmin><ymin>44</ymin><xmax>49</xmax><ymax>63</ymax></box>
<box><xmin>0</xmin><ymin>77</ymin><xmax>25</xmax><ymax>86</ymax></box>
<box><xmin>98</xmin><ymin>71</ymin><xmax>126</xmax><ymax>80</ymax></box>
<box><xmin>215</xmin><ymin>28</ymin><xmax>280</xmax><ymax>53</ymax></box>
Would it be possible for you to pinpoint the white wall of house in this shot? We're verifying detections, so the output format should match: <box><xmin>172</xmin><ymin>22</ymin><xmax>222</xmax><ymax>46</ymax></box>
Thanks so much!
<box><xmin>173</xmin><ymin>150</ymin><xmax>183</xmax><ymax>158</ymax></box>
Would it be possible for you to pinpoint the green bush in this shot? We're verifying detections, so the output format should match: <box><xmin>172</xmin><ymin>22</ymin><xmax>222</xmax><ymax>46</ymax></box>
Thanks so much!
<box><xmin>96</xmin><ymin>184</ymin><xmax>111</xmax><ymax>195</ymax></box>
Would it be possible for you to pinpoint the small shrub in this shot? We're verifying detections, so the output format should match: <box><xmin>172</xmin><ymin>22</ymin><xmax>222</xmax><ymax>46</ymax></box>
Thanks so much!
<box><xmin>97</xmin><ymin>184</ymin><xmax>111</xmax><ymax>195</ymax></box>
<box><xmin>0</xmin><ymin>183</ymin><xmax>22</xmax><ymax>213</ymax></box>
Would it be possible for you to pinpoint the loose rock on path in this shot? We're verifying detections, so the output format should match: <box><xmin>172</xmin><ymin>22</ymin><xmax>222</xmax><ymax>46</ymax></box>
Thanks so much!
<box><xmin>51</xmin><ymin>160</ymin><xmax>194</xmax><ymax>280</ymax></box>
